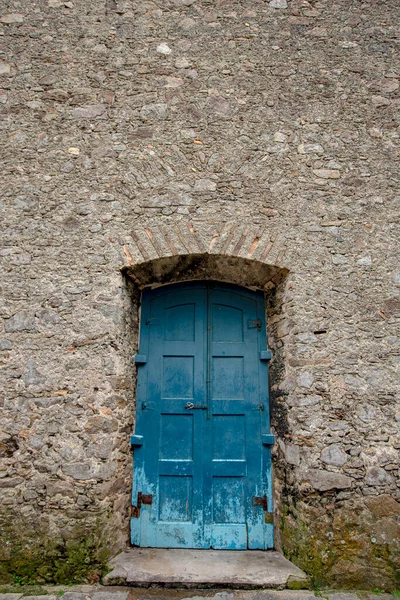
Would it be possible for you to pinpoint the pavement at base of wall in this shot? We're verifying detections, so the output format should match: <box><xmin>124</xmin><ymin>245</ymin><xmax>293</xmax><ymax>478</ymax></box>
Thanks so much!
<box><xmin>0</xmin><ymin>587</ymin><xmax>398</xmax><ymax>600</ymax></box>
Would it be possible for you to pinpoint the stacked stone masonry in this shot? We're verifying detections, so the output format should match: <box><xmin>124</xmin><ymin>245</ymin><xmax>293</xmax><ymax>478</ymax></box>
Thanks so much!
<box><xmin>0</xmin><ymin>0</ymin><xmax>399</xmax><ymax>590</ymax></box>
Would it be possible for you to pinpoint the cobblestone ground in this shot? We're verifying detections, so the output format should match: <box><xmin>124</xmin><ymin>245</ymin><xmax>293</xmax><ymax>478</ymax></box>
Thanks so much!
<box><xmin>0</xmin><ymin>588</ymin><xmax>398</xmax><ymax>600</ymax></box>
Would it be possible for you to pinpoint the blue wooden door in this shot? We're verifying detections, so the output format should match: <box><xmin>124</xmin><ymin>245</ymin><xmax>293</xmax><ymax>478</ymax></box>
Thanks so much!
<box><xmin>131</xmin><ymin>282</ymin><xmax>274</xmax><ymax>549</ymax></box>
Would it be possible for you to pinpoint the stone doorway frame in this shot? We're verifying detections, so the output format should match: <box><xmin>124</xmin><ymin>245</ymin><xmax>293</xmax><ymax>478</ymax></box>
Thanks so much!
<box><xmin>121</xmin><ymin>224</ymin><xmax>290</xmax><ymax>552</ymax></box>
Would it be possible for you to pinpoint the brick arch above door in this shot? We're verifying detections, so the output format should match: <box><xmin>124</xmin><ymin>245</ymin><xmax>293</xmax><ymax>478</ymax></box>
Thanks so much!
<box><xmin>120</xmin><ymin>219</ymin><xmax>289</xmax><ymax>291</ymax></box>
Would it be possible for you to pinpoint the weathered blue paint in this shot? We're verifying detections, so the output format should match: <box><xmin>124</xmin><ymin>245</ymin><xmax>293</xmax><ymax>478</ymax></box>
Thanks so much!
<box><xmin>131</xmin><ymin>281</ymin><xmax>274</xmax><ymax>549</ymax></box>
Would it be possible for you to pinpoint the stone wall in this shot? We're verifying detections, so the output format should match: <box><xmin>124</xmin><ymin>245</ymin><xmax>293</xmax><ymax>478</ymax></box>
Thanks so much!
<box><xmin>0</xmin><ymin>0</ymin><xmax>399</xmax><ymax>589</ymax></box>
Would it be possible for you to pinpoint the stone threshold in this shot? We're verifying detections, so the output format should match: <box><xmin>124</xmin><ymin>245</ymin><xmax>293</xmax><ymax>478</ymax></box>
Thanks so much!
<box><xmin>103</xmin><ymin>548</ymin><xmax>309</xmax><ymax>589</ymax></box>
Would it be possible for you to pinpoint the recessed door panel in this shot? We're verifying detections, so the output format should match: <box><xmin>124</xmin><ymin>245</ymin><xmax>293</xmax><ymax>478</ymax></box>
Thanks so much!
<box><xmin>165</xmin><ymin>303</ymin><xmax>195</xmax><ymax>341</ymax></box>
<box><xmin>160</xmin><ymin>415</ymin><xmax>193</xmax><ymax>460</ymax></box>
<box><xmin>212</xmin><ymin>357</ymin><xmax>244</xmax><ymax>399</ymax></box>
<box><xmin>212</xmin><ymin>304</ymin><xmax>243</xmax><ymax>342</ymax></box>
<box><xmin>212</xmin><ymin>415</ymin><xmax>245</xmax><ymax>460</ymax></box>
<box><xmin>159</xmin><ymin>476</ymin><xmax>193</xmax><ymax>522</ymax></box>
<box><xmin>162</xmin><ymin>356</ymin><xmax>194</xmax><ymax>399</ymax></box>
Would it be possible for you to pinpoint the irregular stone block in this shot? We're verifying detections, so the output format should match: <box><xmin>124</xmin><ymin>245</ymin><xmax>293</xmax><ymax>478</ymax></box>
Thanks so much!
<box><xmin>298</xmin><ymin>143</ymin><xmax>324</xmax><ymax>154</ymax></box>
<box><xmin>63</xmin><ymin>462</ymin><xmax>96</xmax><ymax>480</ymax></box>
<box><xmin>140</xmin><ymin>103</ymin><xmax>168</xmax><ymax>120</ymax></box>
<box><xmin>365</xmin><ymin>494</ymin><xmax>400</xmax><ymax>517</ymax></box>
<box><xmin>4</xmin><ymin>310</ymin><xmax>36</xmax><ymax>332</ymax></box>
<box><xmin>194</xmin><ymin>179</ymin><xmax>217</xmax><ymax>192</ymax></box>
<box><xmin>298</xmin><ymin>372</ymin><xmax>314</xmax><ymax>388</ymax></box>
<box><xmin>92</xmin><ymin>593</ymin><xmax>129</xmax><ymax>600</ymax></box>
<box><xmin>312</xmin><ymin>169</ymin><xmax>340</xmax><ymax>179</ymax></box>
<box><xmin>72</xmin><ymin>104</ymin><xmax>107</xmax><ymax>118</ymax></box>
<box><xmin>320</xmin><ymin>445</ymin><xmax>348</xmax><ymax>467</ymax></box>
<box><xmin>305</xmin><ymin>469</ymin><xmax>353</xmax><ymax>491</ymax></box>
<box><xmin>0</xmin><ymin>62</ymin><xmax>11</xmax><ymax>74</ymax></box>
<box><xmin>365</xmin><ymin>467</ymin><xmax>393</xmax><ymax>486</ymax></box>
<box><xmin>269</xmin><ymin>0</ymin><xmax>288</xmax><ymax>8</ymax></box>
<box><xmin>62</xmin><ymin>593</ymin><xmax>91</xmax><ymax>600</ymax></box>
<box><xmin>0</xmin><ymin>13</ymin><xmax>24</xmax><ymax>23</ymax></box>
<box><xmin>0</xmin><ymin>477</ymin><xmax>23</xmax><ymax>487</ymax></box>
<box><xmin>0</xmin><ymin>339</ymin><xmax>13</xmax><ymax>350</ymax></box>
<box><xmin>156</xmin><ymin>43</ymin><xmax>172</xmax><ymax>55</ymax></box>
<box><xmin>371</xmin><ymin>95</ymin><xmax>391</xmax><ymax>107</ymax></box>
<box><xmin>23</xmin><ymin>359</ymin><xmax>46</xmax><ymax>386</ymax></box>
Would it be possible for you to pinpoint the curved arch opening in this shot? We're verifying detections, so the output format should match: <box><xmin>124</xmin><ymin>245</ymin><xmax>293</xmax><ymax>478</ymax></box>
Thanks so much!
<box><xmin>122</xmin><ymin>253</ymin><xmax>288</xmax><ymax>297</ymax></box>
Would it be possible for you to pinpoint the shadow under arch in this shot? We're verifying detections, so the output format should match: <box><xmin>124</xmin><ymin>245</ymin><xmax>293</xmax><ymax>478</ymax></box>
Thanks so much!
<box><xmin>122</xmin><ymin>253</ymin><xmax>289</xmax><ymax>298</ymax></box>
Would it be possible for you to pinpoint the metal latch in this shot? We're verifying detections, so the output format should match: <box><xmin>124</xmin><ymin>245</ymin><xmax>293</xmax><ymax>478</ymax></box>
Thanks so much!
<box><xmin>185</xmin><ymin>402</ymin><xmax>207</xmax><ymax>410</ymax></box>
<box><xmin>248</xmin><ymin>319</ymin><xmax>262</xmax><ymax>331</ymax></box>
<box><xmin>131</xmin><ymin>491</ymin><xmax>153</xmax><ymax>518</ymax></box>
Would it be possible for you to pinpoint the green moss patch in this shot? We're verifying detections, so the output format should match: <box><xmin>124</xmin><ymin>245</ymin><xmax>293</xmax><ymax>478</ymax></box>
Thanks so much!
<box><xmin>0</xmin><ymin>514</ymin><xmax>110</xmax><ymax>585</ymax></box>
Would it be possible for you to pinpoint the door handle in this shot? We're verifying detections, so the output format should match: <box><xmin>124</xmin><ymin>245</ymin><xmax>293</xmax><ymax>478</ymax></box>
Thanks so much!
<box><xmin>185</xmin><ymin>402</ymin><xmax>207</xmax><ymax>410</ymax></box>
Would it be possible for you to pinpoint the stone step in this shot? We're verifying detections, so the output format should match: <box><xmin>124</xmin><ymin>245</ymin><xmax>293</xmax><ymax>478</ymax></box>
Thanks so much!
<box><xmin>103</xmin><ymin>549</ymin><xmax>309</xmax><ymax>589</ymax></box>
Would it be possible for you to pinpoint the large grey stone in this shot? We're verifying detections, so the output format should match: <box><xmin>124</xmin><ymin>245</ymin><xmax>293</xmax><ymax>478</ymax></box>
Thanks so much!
<box><xmin>23</xmin><ymin>359</ymin><xmax>46</xmax><ymax>385</ymax></box>
<box><xmin>194</xmin><ymin>179</ymin><xmax>217</xmax><ymax>192</ymax></box>
<box><xmin>72</xmin><ymin>104</ymin><xmax>107</xmax><ymax>118</ymax></box>
<box><xmin>62</xmin><ymin>462</ymin><xmax>96</xmax><ymax>480</ymax></box>
<box><xmin>0</xmin><ymin>339</ymin><xmax>13</xmax><ymax>350</ymax></box>
<box><xmin>320</xmin><ymin>445</ymin><xmax>348</xmax><ymax>467</ymax></box>
<box><xmin>104</xmin><ymin>549</ymin><xmax>308</xmax><ymax>587</ymax></box>
<box><xmin>61</xmin><ymin>594</ymin><xmax>90</xmax><ymax>600</ymax></box>
<box><xmin>269</xmin><ymin>0</ymin><xmax>288</xmax><ymax>8</ymax></box>
<box><xmin>92</xmin><ymin>593</ymin><xmax>129</xmax><ymax>600</ymax></box>
<box><xmin>0</xmin><ymin>13</ymin><xmax>24</xmax><ymax>23</ymax></box>
<box><xmin>4</xmin><ymin>310</ymin><xmax>36</xmax><ymax>332</ymax></box>
<box><xmin>140</xmin><ymin>103</ymin><xmax>168</xmax><ymax>120</ymax></box>
<box><xmin>365</xmin><ymin>467</ymin><xmax>393</xmax><ymax>486</ymax></box>
<box><xmin>0</xmin><ymin>478</ymin><xmax>23</xmax><ymax>488</ymax></box>
<box><xmin>305</xmin><ymin>470</ymin><xmax>353</xmax><ymax>491</ymax></box>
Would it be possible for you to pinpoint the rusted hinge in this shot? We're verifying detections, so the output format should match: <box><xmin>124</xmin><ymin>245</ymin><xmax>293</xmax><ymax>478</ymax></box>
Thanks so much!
<box><xmin>252</xmin><ymin>495</ymin><xmax>268</xmax><ymax>511</ymax></box>
<box><xmin>131</xmin><ymin>492</ymin><xmax>153</xmax><ymax>518</ymax></box>
<box><xmin>253</xmin><ymin>495</ymin><xmax>274</xmax><ymax>523</ymax></box>
<box><xmin>248</xmin><ymin>319</ymin><xmax>262</xmax><ymax>331</ymax></box>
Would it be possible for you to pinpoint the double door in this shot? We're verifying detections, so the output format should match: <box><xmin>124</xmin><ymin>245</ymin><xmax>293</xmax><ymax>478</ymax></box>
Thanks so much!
<box><xmin>131</xmin><ymin>281</ymin><xmax>274</xmax><ymax>549</ymax></box>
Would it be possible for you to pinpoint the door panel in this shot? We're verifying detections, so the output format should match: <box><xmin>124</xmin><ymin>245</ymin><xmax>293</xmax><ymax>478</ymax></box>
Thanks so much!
<box><xmin>131</xmin><ymin>281</ymin><xmax>273</xmax><ymax>549</ymax></box>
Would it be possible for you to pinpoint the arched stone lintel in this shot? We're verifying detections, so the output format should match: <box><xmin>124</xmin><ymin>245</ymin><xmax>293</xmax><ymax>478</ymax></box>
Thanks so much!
<box><xmin>122</xmin><ymin>253</ymin><xmax>289</xmax><ymax>295</ymax></box>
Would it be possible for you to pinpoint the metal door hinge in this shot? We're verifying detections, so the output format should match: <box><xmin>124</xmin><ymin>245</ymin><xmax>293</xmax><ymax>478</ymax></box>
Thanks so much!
<box><xmin>146</xmin><ymin>318</ymin><xmax>158</xmax><ymax>326</ymax></box>
<box><xmin>248</xmin><ymin>319</ymin><xmax>262</xmax><ymax>331</ymax></box>
<box><xmin>252</xmin><ymin>495</ymin><xmax>269</xmax><ymax>511</ymax></box>
<box><xmin>131</xmin><ymin>491</ymin><xmax>153</xmax><ymax>518</ymax></box>
<box><xmin>265</xmin><ymin>512</ymin><xmax>274</xmax><ymax>524</ymax></box>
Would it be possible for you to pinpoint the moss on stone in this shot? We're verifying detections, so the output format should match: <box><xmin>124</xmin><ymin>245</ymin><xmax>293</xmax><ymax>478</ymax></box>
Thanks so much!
<box><xmin>287</xmin><ymin>575</ymin><xmax>310</xmax><ymax>590</ymax></box>
<box><xmin>280</xmin><ymin>501</ymin><xmax>399</xmax><ymax>592</ymax></box>
<box><xmin>0</xmin><ymin>513</ymin><xmax>111</xmax><ymax>585</ymax></box>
